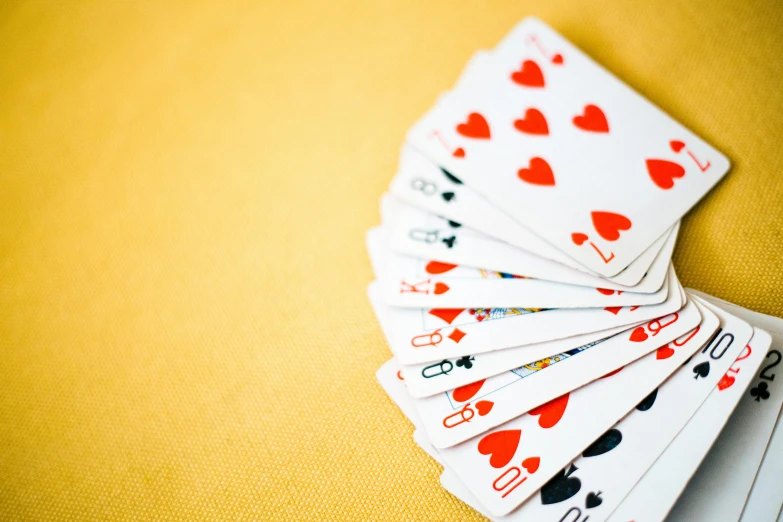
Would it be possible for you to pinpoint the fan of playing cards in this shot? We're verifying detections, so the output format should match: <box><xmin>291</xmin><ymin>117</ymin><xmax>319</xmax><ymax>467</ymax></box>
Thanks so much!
<box><xmin>367</xmin><ymin>18</ymin><xmax>783</xmax><ymax>522</ymax></box>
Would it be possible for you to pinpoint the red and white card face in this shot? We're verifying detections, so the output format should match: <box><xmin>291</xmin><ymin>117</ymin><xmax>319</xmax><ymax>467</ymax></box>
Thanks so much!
<box><xmin>400</xmin><ymin>321</ymin><xmax>637</xmax><ymax>398</ymax></box>
<box><xmin>429</xmin><ymin>299</ymin><xmax>716</xmax><ymax>516</ymax></box>
<box><xmin>407</xmin><ymin>17</ymin><xmax>730</xmax><ymax>277</ymax></box>
<box><xmin>692</xmin><ymin>301</ymin><xmax>783</xmax><ymax>522</ymax></box>
<box><xmin>367</xmin><ymin>265</ymin><xmax>684</xmax><ymax>365</ymax></box>
<box><xmin>619</xmin><ymin>291</ymin><xmax>783</xmax><ymax>522</ymax></box>
<box><xmin>389</xmin><ymin>146</ymin><xmax>676</xmax><ymax>287</ymax></box>
<box><xmin>375</xmin><ymin>359</ymin><xmax>423</xmax><ymax>429</ymax></box>
<box><xmin>368</xmin><ymin>228</ymin><xmax>669</xmax><ymax>309</ymax></box>
<box><xmin>415</xmin><ymin>298</ymin><xmax>701</xmax><ymax>449</ymax></box>
<box><xmin>652</xmin><ymin>328</ymin><xmax>779</xmax><ymax>522</ymax></box>
<box><xmin>381</xmin><ymin>194</ymin><xmax>676</xmax><ymax>293</ymax></box>
<box><xmin>485</xmin><ymin>296</ymin><xmax>752</xmax><ymax>522</ymax></box>
<box><xmin>606</xmin><ymin>326</ymin><xmax>771</xmax><ymax>522</ymax></box>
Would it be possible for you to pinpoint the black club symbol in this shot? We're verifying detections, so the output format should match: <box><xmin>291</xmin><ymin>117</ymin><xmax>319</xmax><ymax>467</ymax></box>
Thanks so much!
<box><xmin>751</xmin><ymin>382</ymin><xmax>770</xmax><ymax>402</ymax></box>
<box><xmin>455</xmin><ymin>356</ymin><xmax>474</xmax><ymax>369</ymax></box>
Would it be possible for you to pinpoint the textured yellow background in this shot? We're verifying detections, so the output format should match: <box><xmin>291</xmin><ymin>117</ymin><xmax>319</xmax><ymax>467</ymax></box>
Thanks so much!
<box><xmin>1</xmin><ymin>0</ymin><xmax>782</xmax><ymax>520</ymax></box>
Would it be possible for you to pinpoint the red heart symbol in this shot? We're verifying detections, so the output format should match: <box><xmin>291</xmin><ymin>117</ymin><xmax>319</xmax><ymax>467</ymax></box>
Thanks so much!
<box><xmin>453</xmin><ymin>379</ymin><xmax>486</xmax><ymax>402</ymax></box>
<box><xmin>478</xmin><ymin>429</ymin><xmax>521</xmax><ymax>469</ymax></box>
<box><xmin>600</xmin><ymin>366</ymin><xmax>624</xmax><ymax>379</ymax></box>
<box><xmin>591</xmin><ymin>211</ymin><xmax>632</xmax><ymax>241</ymax></box>
<box><xmin>511</xmin><ymin>60</ymin><xmax>545</xmax><ymax>87</ymax></box>
<box><xmin>427</xmin><ymin>308</ymin><xmax>464</xmax><ymax>325</ymax></box>
<box><xmin>514</xmin><ymin>108</ymin><xmax>549</xmax><ymax>135</ymax></box>
<box><xmin>597</xmin><ymin>288</ymin><xmax>615</xmax><ymax>295</ymax></box>
<box><xmin>656</xmin><ymin>344</ymin><xmax>675</xmax><ymax>359</ymax></box>
<box><xmin>630</xmin><ymin>327</ymin><xmax>648</xmax><ymax>342</ymax></box>
<box><xmin>518</xmin><ymin>157</ymin><xmax>555</xmax><ymax>186</ymax></box>
<box><xmin>425</xmin><ymin>261</ymin><xmax>458</xmax><ymax>274</ymax></box>
<box><xmin>476</xmin><ymin>400</ymin><xmax>494</xmax><ymax>416</ymax></box>
<box><xmin>646</xmin><ymin>159</ymin><xmax>686</xmax><ymax>190</ymax></box>
<box><xmin>433</xmin><ymin>282</ymin><xmax>449</xmax><ymax>295</ymax></box>
<box><xmin>529</xmin><ymin>393</ymin><xmax>569</xmax><ymax>428</ymax></box>
<box><xmin>670</xmin><ymin>140</ymin><xmax>685</xmax><ymax>153</ymax></box>
<box><xmin>552</xmin><ymin>53</ymin><xmax>564</xmax><ymax>65</ymax></box>
<box><xmin>604</xmin><ymin>306</ymin><xmax>622</xmax><ymax>315</ymax></box>
<box><xmin>718</xmin><ymin>374</ymin><xmax>735</xmax><ymax>390</ymax></box>
<box><xmin>571</xmin><ymin>233</ymin><xmax>588</xmax><ymax>246</ymax></box>
<box><xmin>522</xmin><ymin>456</ymin><xmax>540</xmax><ymax>474</ymax></box>
<box><xmin>453</xmin><ymin>147</ymin><xmax>465</xmax><ymax>158</ymax></box>
<box><xmin>572</xmin><ymin>104</ymin><xmax>609</xmax><ymax>133</ymax></box>
<box><xmin>456</xmin><ymin>113</ymin><xmax>491</xmax><ymax>139</ymax></box>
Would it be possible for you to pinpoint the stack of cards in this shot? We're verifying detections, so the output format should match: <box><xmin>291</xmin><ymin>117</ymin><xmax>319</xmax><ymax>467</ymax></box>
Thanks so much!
<box><xmin>368</xmin><ymin>18</ymin><xmax>783</xmax><ymax>521</ymax></box>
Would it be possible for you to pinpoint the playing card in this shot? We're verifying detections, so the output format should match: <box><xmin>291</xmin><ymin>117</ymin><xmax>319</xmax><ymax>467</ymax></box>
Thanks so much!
<box><xmin>440</xmin><ymin>468</ymin><xmax>495</xmax><ymax>519</ymax></box>
<box><xmin>680</xmin><ymin>291</ymin><xmax>783</xmax><ymax>522</ymax></box>
<box><xmin>693</xmin><ymin>291</ymin><xmax>783</xmax><ymax>522</ymax></box>
<box><xmin>744</xmin><ymin>409</ymin><xmax>783</xmax><ymax>522</ymax></box>
<box><xmin>393</xmin><ymin>51</ymin><xmax>671</xmax><ymax>288</ymax></box>
<box><xmin>407</xmin><ymin>17</ymin><xmax>730</xmax><ymax>276</ymax></box>
<box><xmin>387</xmin><ymin>159</ymin><xmax>676</xmax><ymax>289</ymax></box>
<box><xmin>413</xmin><ymin>429</ymin><xmax>444</xmax><ymax>466</ymax></box>
<box><xmin>369</xmin><ymin>227</ymin><xmax>670</xmax><ymax>309</ymax></box>
<box><xmin>376</xmin><ymin>361</ymin><xmax>448</xmax><ymax>468</ymax></box>
<box><xmin>660</xmin><ymin>325</ymin><xmax>781</xmax><ymax>522</ymax></box>
<box><xmin>376</xmin><ymin>362</ymin><xmax>449</xmax><ymax>468</ymax></box>
<box><xmin>376</xmin><ymin>359</ymin><xmax>422</xmax><ymax>429</ymax></box>
<box><xmin>391</xmin><ymin>143</ymin><xmax>588</xmax><ymax>269</ymax></box>
<box><xmin>400</xmin><ymin>320</ymin><xmax>638</xmax><ymax>398</ymax></box>
<box><xmin>415</xmin><ymin>297</ymin><xmax>701</xmax><ymax>449</ymax></box>
<box><xmin>504</xmin><ymin>296</ymin><xmax>752</xmax><ymax>522</ymax></box>
<box><xmin>367</xmin><ymin>265</ymin><xmax>684</xmax><ymax>365</ymax></box>
<box><xmin>606</xmin><ymin>326</ymin><xmax>771</xmax><ymax>522</ymax></box>
<box><xmin>381</xmin><ymin>194</ymin><xmax>676</xmax><ymax>294</ymax></box>
<box><xmin>428</xmin><ymin>298</ymin><xmax>715</xmax><ymax>516</ymax></box>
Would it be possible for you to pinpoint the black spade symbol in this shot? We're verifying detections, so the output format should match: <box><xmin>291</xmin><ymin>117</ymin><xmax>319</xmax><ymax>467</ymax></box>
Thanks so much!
<box><xmin>440</xmin><ymin>168</ymin><xmax>463</xmax><ymax>184</ymax></box>
<box><xmin>692</xmin><ymin>361</ymin><xmax>710</xmax><ymax>380</ymax></box>
<box><xmin>540</xmin><ymin>464</ymin><xmax>581</xmax><ymax>505</ymax></box>
<box><xmin>441</xmin><ymin>191</ymin><xmax>455</xmax><ymax>202</ymax></box>
<box><xmin>636</xmin><ymin>388</ymin><xmax>658</xmax><ymax>411</ymax></box>
<box><xmin>586</xmin><ymin>491</ymin><xmax>603</xmax><ymax>509</ymax></box>
<box><xmin>583</xmin><ymin>429</ymin><xmax>622</xmax><ymax>458</ymax></box>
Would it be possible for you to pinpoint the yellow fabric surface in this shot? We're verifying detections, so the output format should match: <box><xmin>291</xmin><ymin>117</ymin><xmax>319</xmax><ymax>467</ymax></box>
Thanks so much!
<box><xmin>1</xmin><ymin>1</ymin><xmax>782</xmax><ymax>520</ymax></box>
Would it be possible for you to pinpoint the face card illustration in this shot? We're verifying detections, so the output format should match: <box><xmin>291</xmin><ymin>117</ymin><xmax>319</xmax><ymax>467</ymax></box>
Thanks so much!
<box><xmin>432</xmin><ymin>298</ymin><xmax>718</xmax><ymax>516</ymax></box>
<box><xmin>406</xmin><ymin>17</ymin><xmax>730</xmax><ymax>276</ymax></box>
<box><xmin>433</xmin><ymin>298</ymin><xmax>776</xmax><ymax>522</ymax></box>
<box><xmin>415</xmin><ymin>298</ymin><xmax>702</xmax><ymax>449</ymax></box>
<box><xmin>401</xmin><ymin>320</ymin><xmax>637</xmax><ymax>398</ymax></box>
<box><xmin>367</xmin><ymin>265</ymin><xmax>684</xmax><ymax>365</ymax></box>
<box><xmin>531</xmin><ymin>296</ymin><xmax>756</xmax><ymax>522</ymax></box>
